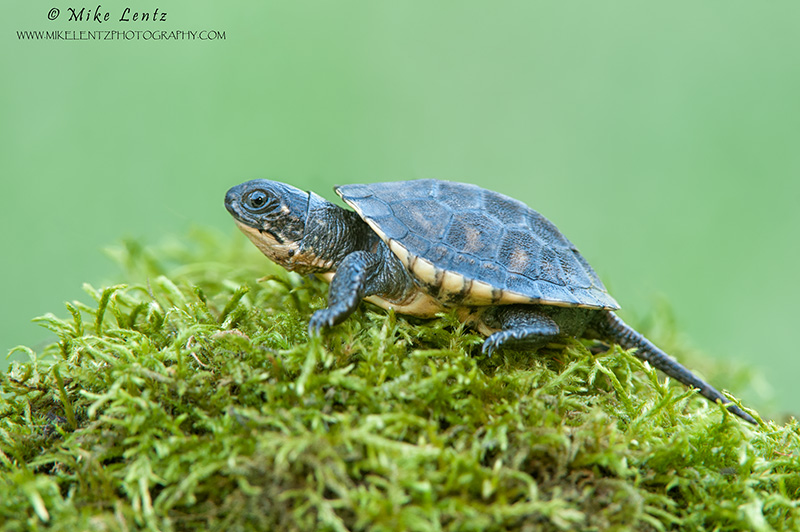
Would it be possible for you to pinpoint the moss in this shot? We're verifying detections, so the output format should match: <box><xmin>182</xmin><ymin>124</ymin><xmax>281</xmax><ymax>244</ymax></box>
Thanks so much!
<box><xmin>1</xmin><ymin>229</ymin><xmax>798</xmax><ymax>531</ymax></box>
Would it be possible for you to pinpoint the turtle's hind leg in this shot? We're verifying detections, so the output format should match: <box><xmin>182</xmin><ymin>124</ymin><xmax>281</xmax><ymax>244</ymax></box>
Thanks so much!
<box><xmin>481</xmin><ymin>310</ymin><xmax>560</xmax><ymax>356</ymax></box>
<box><xmin>479</xmin><ymin>304</ymin><xmax>592</xmax><ymax>356</ymax></box>
<box><xmin>591</xmin><ymin>310</ymin><xmax>756</xmax><ymax>425</ymax></box>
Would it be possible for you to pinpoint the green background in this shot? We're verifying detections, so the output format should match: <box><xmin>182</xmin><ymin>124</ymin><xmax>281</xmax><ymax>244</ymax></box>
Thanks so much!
<box><xmin>2</xmin><ymin>1</ymin><xmax>798</xmax><ymax>414</ymax></box>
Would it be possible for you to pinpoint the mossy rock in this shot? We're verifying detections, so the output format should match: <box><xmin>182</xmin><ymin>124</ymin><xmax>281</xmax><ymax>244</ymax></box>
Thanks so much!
<box><xmin>1</xmin><ymin>230</ymin><xmax>797</xmax><ymax>532</ymax></box>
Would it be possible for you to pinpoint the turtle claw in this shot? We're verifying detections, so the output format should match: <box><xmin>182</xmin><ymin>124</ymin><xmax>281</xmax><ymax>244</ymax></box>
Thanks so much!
<box><xmin>308</xmin><ymin>308</ymin><xmax>345</xmax><ymax>336</ymax></box>
<box><xmin>482</xmin><ymin>329</ymin><xmax>522</xmax><ymax>357</ymax></box>
<box><xmin>308</xmin><ymin>310</ymin><xmax>334</xmax><ymax>336</ymax></box>
<box><xmin>481</xmin><ymin>336</ymin><xmax>502</xmax><ymax>357</ymax></box>
<box><xmin>481</xmin><ymin>323</ymin><xmax>558</xmax><ymax>357</ymax></box>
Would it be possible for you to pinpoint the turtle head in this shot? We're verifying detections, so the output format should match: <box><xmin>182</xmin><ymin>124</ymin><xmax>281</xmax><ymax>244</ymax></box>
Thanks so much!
<box><xmin>224</xmin><ymin>179</ymin><xmax>330</xmax><ymax>272</ymax></box>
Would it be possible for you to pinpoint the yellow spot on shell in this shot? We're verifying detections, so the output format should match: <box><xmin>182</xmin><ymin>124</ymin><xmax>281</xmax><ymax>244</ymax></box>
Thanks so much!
<box><xmin>463</xmin><ymin>225</ymin><xmax>483</xmax><ymax>253</ymax></box>
<box><xmin>508</xmin><ymin>248</ymin><xmax>529</xmax><ymax>273</ymax></box>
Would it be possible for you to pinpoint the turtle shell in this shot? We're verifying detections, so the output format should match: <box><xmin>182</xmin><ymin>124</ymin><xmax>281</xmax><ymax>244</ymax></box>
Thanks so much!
<box><xmin>336</xmin><ymin>179</ymin><xmax>620</xmax><ymax>310</ymax></box>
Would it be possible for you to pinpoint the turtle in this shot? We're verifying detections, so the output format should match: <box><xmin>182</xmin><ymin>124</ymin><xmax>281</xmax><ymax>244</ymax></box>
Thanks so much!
<box><xmin>224</xmin><ymin>178</ymin><xmax>756</xmax><ymax>425</ymax></box>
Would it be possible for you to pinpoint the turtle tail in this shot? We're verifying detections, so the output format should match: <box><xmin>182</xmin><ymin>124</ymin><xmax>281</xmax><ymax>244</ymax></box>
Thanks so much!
<box><xmin>593</xmin><ymin>310</ymin><xmax>756</xmax><ymax>425</ymax></box>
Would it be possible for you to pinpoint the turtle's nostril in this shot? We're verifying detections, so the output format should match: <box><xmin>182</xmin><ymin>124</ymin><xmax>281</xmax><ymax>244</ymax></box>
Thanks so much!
<box><xmin>224</xmin><ymin>189</ymin><xmax>238</xmax><ymax>213</ymax></box>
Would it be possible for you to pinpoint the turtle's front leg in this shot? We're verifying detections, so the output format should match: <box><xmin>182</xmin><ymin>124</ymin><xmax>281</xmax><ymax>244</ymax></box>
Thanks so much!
<box><xmin>308</xmin><ymin>251</ymin><xmax>378</xmax><ymax>334</ymax></box>
<box><xmin>308</xmin><ymin>246</ymin><xmax>414</xmax><ymax>335</ymax></box>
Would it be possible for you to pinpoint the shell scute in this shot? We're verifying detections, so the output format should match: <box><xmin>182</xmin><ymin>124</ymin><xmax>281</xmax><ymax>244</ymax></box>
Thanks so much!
<box><xmin>445</xmin><ymin>212</ymin><xmax>502</xmax><ymax>257</ymax></box>
<box><xmin>352</xmin><ymin>196</ymin><xmax>392</xmax><ymax>219</ymax></box>
<box><xmin>482</xmin><ymin>190</ymin><xmax>528</xmax><ymax>226</ymax></box>
<box><xmin>538</xmin><ymin>283</ymin><xmax>581</xmax><ymax>306</ymax></box>
<box><xmin>477</xmin><ymin>260</ymin><xmax>507</xmax><ymax>287</ymax></box>
<box><xmin>504</xmin><ymin>274</ymin><xmax>544</xmax><ymax>301</ymax></box>
<box><xmin>558</xmin><ymin>250</ymin><xmax>594</xmax><ymax>289</ymax></box>
<box><xmin>437</xmin><ymin>181</ymin><xmax>483</xmax><ymax>210</ymax></box>
<box><xmin>425</xmin><ymin>242</ymin><xmax>455</xmax><ymax>265</ymax></box>
<box><xmin>498</xmin><ymin>230</ymin><xmax>543</xmax><ymax>276</ymax></box>
<box><xmin>370</xmin><ymin>213</ymin><xmax>408</xmax><ymax>241</ymax></box>
<box><xmin>401</xmin><ymin>199</ymin><xmax>452</xmax><ymax>238</ymax></box>
<box><xmin>538</xmin><ymin>246</ymin><xmax>567</xmax><ymax>287</ymax></box>
<box><xmin>400</xmin><ymin>232</ymin><xmax>431</xmax><ymax>256</ymax></box>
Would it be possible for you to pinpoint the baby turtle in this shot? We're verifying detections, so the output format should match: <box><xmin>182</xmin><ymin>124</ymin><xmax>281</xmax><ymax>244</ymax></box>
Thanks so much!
<box><xmin>224</xmin><ymin>179</ymin><xmax>756</xmax><ymax>424</ymax></box>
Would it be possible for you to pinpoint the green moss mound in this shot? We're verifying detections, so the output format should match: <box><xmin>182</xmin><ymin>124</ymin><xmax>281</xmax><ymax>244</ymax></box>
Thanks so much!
<box><xmin>1</xmin><ymin>230</ymin><xmax>798</xmax><ymax>531</ymax></box>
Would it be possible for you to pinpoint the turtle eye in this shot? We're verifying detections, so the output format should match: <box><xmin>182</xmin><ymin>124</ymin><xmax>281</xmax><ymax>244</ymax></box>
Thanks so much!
<box><xmin>244</xmin><ymin>190</ymin><xmax>276</xmax><ymax>213</ymax></box>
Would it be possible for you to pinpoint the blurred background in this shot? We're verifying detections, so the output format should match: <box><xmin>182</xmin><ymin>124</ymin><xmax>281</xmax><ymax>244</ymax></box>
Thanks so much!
<box><xmin>2</xmin><ymin>1</ymin><xmax>798</xmax><ymax>414</ymax></box>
